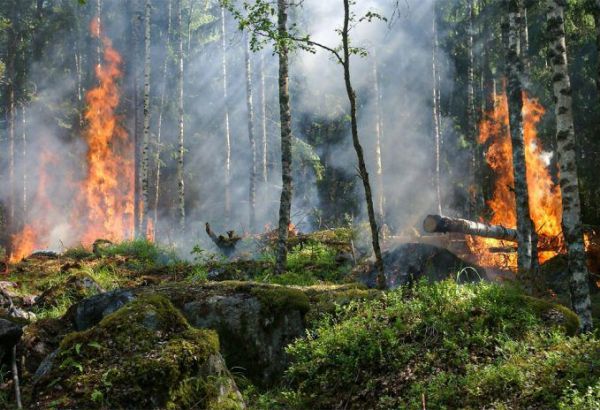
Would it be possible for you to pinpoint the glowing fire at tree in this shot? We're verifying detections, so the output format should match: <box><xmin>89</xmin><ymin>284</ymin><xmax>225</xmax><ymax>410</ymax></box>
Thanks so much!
<box><xmin>9</xmin><ymin>19</ymin><xmax>133</xmax><ymax>262</ymax></box>
<box><xmin>75</xmin><ymin>19</ymin><xmax>134</xmax><ymax>245</ymax></box>
<box><xmin>468</xmin><ymin>91</ymin><xmax>564</xmax><ymax>268</ymax></box>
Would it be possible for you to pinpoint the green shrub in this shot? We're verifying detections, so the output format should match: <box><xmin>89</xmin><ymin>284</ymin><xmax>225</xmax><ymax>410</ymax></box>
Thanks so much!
<box><xmin>101</xmin><ymin>239</ymin><xmax>179</xmax><ymax>267</ymax></box>
<box><xmin>280</xmin><ymin>280</ymin><xmax>596</xmax><ymax>409</ymax></box>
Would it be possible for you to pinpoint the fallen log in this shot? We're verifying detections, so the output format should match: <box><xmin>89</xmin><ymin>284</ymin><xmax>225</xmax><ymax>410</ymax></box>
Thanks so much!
<box><xmin>423</xmin><ymin>215</ymin><xmax>518</xmax><ymax>242</ymax></box>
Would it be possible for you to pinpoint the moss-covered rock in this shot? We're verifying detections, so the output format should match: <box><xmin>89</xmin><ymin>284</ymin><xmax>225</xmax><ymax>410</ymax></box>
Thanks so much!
<box><xmin>31</xmin><ymin>295</ymin><xmax>245</xmax><ymax>409</ymax></box>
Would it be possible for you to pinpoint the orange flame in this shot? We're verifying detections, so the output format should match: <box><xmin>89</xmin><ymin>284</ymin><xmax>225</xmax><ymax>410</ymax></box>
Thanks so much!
<box><xmin>468</xmin><ymin>91</ymin><xmax>564</xmax><ymax>268</ymax></box>
<box><xmin>75</xmin><ymin>21</ymin><xmax>134</xmax><ymax>244</ymax></box>
<box><xmin>9</xmin><ymin>18</ymin><xmax>133</xmax><ymax>262</ymax></box>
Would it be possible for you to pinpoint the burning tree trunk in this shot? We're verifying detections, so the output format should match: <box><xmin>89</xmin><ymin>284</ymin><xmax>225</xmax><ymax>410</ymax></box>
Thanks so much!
<box><xmin>140</xmin><ymin>0</ymin><xmax>152</xmax><ymax>237</ymax></box>
<box><xmin>547</xmin><ymin>0</ymin><xmax>593</xmax><ymax>331</ymax></box>
<box><xmin>341</xmin><ymin>0</ymin><xmax>385</xmax><ymax>289</ymax></box>
<box><xmin>432</xmin><ymin>3</ymin><xmax>442</xmax><ymax>215</ymax></box>
<box><xmin>275</xmin><ymin>0</ymin><xmax>293</xmax><ymax>275</ymax></box>
<box><xmin>259</xmin><ymin>51</ymin><xmax>268</xmax><ymax>183</ymax></box>
<box><xmin>245</xmin><ymin>33</ymin><xmax>257</xmax><ymax>232</ymax></box>
<box><xmin>506</xmin><ymin>0</ymin><xmax>538</xmax><ymax>273</ymax></box>
<box><xmin>371</xmin><ymin>51</ymin><xmax>385</xmax><ymax>222</ymax></box>
<box><xmin>176</xmin><ymin>0</ymin><xmax>185</xmax><ymax>231</ymax></box>
<box><xmin>424</xmin><ymin>214</ymin><xmax>518</xmax><ymax>241</ymax></box>
<box><xmin>221</xmin><ymin>6</ymin><xmax>232</xmax><ymax>222</ymax></box>
<box><xmin>154</xmin><ymin>0</ymin><xmax>172</xmax><ymax>229</ymax></box>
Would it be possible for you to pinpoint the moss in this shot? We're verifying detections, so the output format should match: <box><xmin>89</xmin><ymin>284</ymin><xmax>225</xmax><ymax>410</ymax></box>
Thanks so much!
<box><xmin>302</xmin><ymin>284</ymin><xmax>381</xmax><ymax>324</ymax></box>
<box><xmin>250</xmin><ymin>285</ymin><xmax>310</xmax><ymax>316</ymax></box>
<box><xmin>522</xmin><ymin>295</ymin><xmax>580</xmax><ymax>336</ymax></box>
<box><xmin>32</xmin><ymin>295</ymin><xmax>240</xmax><ymax>409</ymax></box>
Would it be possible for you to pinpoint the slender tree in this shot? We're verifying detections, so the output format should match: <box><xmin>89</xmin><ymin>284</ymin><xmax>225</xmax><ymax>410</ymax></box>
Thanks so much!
<box><xmin>140</xmin><ymin>0</ymin><xmax>152</xmax><ymax>237</ymax></box>
<box><xmin>547</xmin><ymin>0</ymin><xmax>593</xmax><ymax>331</ymax></box>
<box><xmin>245</xmin><ymin>33</ymin><xmax>257</xmax><ymax>231</ymax></box>
<box><xmin>595</xmin><ymin>1</ymin><xmax>600</xmax><ymax>97</ymax></box>
<box><xmin>275</xmin><ymin>0</ymin><xmax>293</xmax><ymax>275</ymax></box>
<box><xmin>371</xmin><ymin>52</ymin><xmax>385</xmax><ymax>222</ymax></box>
<box><xmin>432</xmin><ymin>2</ymin><xmax>442</xmax><ymax>215</ymax></box>
<box><xmin>153</xmin><ymin>0</ymin><xmax>173</xmax><ymax>229</ymax></box>
<box><xmin>340</xmin><ymin>0</ymin><xmax>385</xmax><ymax>289</ymax></box>
<box><xmin>177</xmin><ymin>0</ymin><xmax>185</xmax><ymax>231</ymax></box>
<box><xmin>221</xmin><ymin>5</ymin><xmax>232</xmax><ymax>222</ymax></box>
<box><xmin>20</xmin><ymin>104</ymin><xmax>27</xmax><ymax>222</ymax></box>
<box><xmin>520</xmin><ymin>3</ymin><xmax>530</xmax><ymax>73</ymax></box>
<box><xmin>505</xmin><ymin>0</ymin><xmax>537</xmax><ymax>273</ymax></box>
<box><xmin>467</xmin><ymin>0</ymin><xmax>478</xmax><ymax>218</ymax></box>
<box><xmin>259</xmin><ymin>51</ymin><xmax>269</xmax><ymax>183</ymax></box>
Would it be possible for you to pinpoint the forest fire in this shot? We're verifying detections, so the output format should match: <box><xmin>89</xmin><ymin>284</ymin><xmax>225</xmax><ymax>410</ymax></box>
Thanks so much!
<box><xmin>9</xmin><ymin>19</ymin><xmax>133</xmax><ymax>262</ymax></box>
<box><xmin>467</xmin><ymin>92</ymin><xmax>564</xmax><ymax>268</ymax></box>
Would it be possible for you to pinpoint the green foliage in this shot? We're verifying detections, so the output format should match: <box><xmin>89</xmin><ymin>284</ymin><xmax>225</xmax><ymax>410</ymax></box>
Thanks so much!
<box><xmin>559</xmin><ymin>380</ymin><xmax>600</xmax><ymax>409</ymax></box>
<box><xmin>275</xmin><ymin>281</ymin><xmax>594</xmax><ymax>409</ymax></box>
<box><xmin>62</xmin><ymin>245</ymin><xmax>94</xmax><ymax>260</ymax></box>
<box><xmin>100</xmin><ymin>239</ymin><xmax>179</xmax><ymax>267</ymax></box>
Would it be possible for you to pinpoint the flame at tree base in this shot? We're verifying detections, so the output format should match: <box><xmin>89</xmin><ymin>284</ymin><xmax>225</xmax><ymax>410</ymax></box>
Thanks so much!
<box><xmin>9</xmin><ymin>18</ymin><xmax>133</xmax><ymax>263</ymax></box>
<box><xmin>467</xmin><ymin>91</ymin><xmax>564</xmax><ymax>269</ymax></box>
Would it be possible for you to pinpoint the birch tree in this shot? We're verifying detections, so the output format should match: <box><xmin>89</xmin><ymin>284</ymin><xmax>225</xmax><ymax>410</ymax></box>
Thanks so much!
<box><xmin>274</xmin><ymin>0</ymin><xmax>294</xmax><ymax>275</ymax></box>
<box><xmin>221</xmin><ymin>5</ymin><xmax>232</xmax><ymax>222</ymax></box>
<box><xmin>177</xmin><ymin>0</ymin><xmax>185</xmax><ymax>231</ymax></box>
<box><xmin>259</xmin><ymin>51</ymin><xmax>268</xmax><ymax>183</ymax></box>
<box><xmin>467</xmin><ymin>0</ymin><xmax>478</xmax><ymax>218</ymax></box>
<box><xmin>547</xmin><ymin>0</ymin><xmax>593</xmax><ymax>331</ymax></box>
<box><xmin>371</xmin><ymin>52</ymin><xmax>385</xmax><ymax>222</ymax></box>
<box><xmin>245</xmin><ymin>33</ymin><xmax>257</xmax><ymax>231</ymax></box>
<box><xmin>432</xmin><ymin>2</ymin><xmax>442</xmax><ymax>215</ymax></box>
<box><xmin>505</xmin><ymin>0</ymin><xmax>537</xmax><ymax>273</ymax></box>
<box><xmin>140</xmin><ymin>0</ymin><xmax>152</xmax><ymax>237</ymax></box>
<box><xmin>153</xmin><ymin>0</ymin><xmax>172</xmax><ymax>228</ymax></box>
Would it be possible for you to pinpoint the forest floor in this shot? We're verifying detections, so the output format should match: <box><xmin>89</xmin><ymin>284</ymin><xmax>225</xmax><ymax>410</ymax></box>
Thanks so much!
<box><xmin>0</xmin><ymin>230</ymin><xmax>599</xmax><ymax>409</ymax></box>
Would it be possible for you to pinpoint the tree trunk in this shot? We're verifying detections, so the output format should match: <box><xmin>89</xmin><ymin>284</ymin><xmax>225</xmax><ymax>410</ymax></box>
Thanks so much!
<box><xmin>21</xmin><ymin>104</ymin><xmax>27</xmax><ymax>223</ymax></box>
<box><xmin>467</xmin><ymin>0</ymin><xmax>478</xmax><ymax>218</ymax></box>
<box><xmin>342</xmin><ymin>0</ymin><xmax>385</xmax><ymax>289</ymax></box>
<box><xmin>432</xmin><ymin>3</ymin><xmax>442</xmax><ymax>215</ymax></box>
<box><xmin>506</xmin><ymin>0</ymin><xmax>537</xmax><ymax>273</ymax></box>
<box><xmin>96</xmin><ymin>0</ymin><xmax>102</xmax><ymax>67</ymax></box>
<box><xmin>275</xmin><ymin>0</ymin><xmax>293</xmax><ymax>275</ymax></box>
<box><xmin>132</xmin><ymin>0</ymin><xmax>144</xmax><ymax>237</ymax></box>
<box><xmin>371</xmin><ymin>52</ymin><xmax>385</xmax><ymax>222</ymax></box>
<box><xmin>6</xmin><ymin>8</ymin><xmax>18</xmax><ymax>234</ymax></box>
<box><xmin>177</xmin><ymin>0</ymin><xmax>185</xmax><ymax>231</ymax></box>
<box><xmin>245</xmin><ymin>33</ymin><xmax>257</xmax><ymax>231</ymax></box>
<box><xmin>547</xmin><ymin>0</ymin><xmax>593</xmax><ymax>331</ymax></box>
<box><xmin>153</xmin><ymin>0</ymin><xmax>172</xmax><ymax>229</ymax></box>
<box><xmin>140</xmin><ymin>0</ymin><xmax>152</xmax><ymax>237</ymax></box>
<box><xmin>221</xmin><ymin>6</ymin><xmax>232</xmax><ymax>222</ymax></box>
<box><xmin>520</xmin><ymin>5</ymin><xmax>530</xmax><ymax>74</ymax></box>
<box><xmin>260</xmin><ymin>51</ymin><xmax>269</xmax><ymax>183</ymax></box>
<box><xmin>424</xmin><ymin>214</ymin><xmax>518</xmax><ymax>241</ymax></box>
<box><xmin>595</xmin><ymin>0</ymin><xmax>600</xmax><ymax>98</ymax></box>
